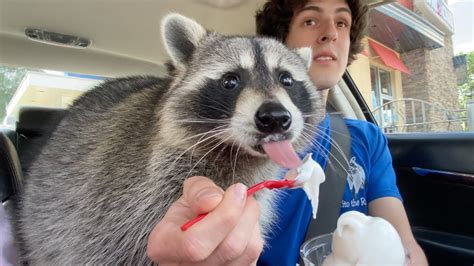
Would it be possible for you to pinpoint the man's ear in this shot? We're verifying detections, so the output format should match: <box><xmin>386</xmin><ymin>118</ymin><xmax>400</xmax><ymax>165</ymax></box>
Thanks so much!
<box><xmin>161</xmin><ymin>13</ymin><xmax>207</xmax><ymax>68</ymax></box>
<box><xmin>295</xmin><ymin>47</ymin><xmax>312</xmax><ymax>69</ymax></box>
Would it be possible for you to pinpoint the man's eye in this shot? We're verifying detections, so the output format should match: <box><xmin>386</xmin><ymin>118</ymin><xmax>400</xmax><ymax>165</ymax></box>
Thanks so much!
<box><xmin>303</xmin><ymin>19</ymin><xmax>316</xmax><ymax>26</ymax></box>
<box><xmin>336</xmin><ymin>21</ymin><xmax>348</xmax><ymax>28</ymax></box>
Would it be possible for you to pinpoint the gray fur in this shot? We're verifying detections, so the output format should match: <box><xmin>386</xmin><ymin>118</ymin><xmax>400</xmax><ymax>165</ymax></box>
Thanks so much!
<box><xmin>18</xmin><ymin>13</ymin><xmax>325</xmax><ymax>264</ymax></box>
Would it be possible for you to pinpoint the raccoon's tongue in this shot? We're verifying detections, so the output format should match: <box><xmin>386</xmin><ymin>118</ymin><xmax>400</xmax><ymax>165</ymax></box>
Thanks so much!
<box><xmin>262</xmin><ymin>140</ymin><xmax>303</xmax><ymax>169</ymax></box>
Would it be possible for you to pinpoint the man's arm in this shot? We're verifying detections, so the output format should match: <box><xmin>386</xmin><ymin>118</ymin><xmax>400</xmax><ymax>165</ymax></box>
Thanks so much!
<box><xmin>369</xmin><ymin>197</ymin><xmax>428</xmax><ymax>266</ymax></box>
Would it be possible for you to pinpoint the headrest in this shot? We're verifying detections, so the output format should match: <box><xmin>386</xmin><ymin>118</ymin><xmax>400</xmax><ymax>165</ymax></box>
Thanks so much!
<box><xmin>0</xmin><ymin>131</ymin><xmax>23</xmax><ymax>202</ymax></box>
<box><xmin>16</xmin><ymin>107</ymin><xmax>68</xmax><ymax>137</ymax></box>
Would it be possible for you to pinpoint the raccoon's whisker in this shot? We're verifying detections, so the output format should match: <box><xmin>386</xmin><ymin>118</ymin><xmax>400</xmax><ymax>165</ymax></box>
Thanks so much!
<box><xmin>170</xmin><ymin>130</ymin><xmax>228</xmax><ymax>170</ymax></box>
<box><xmin>189</xmin><ymin>138</ymin><xmax>221</xmax><ymax>168</ymax></box>
<box><xmin>175</xmin><ymin>119</ymin><xmax>229</xmax><ymax>133</ymax></box>
<box><xmin>327</xmin><ymin>126</ymin><xmax>366</xmax><ymax>148</ymax></box>
<box><xmin>304</xmin><ymin>141</ymin><xmax>349</xmax><ymax>177</ymax></box>
<box><xmin>196</xmin><ymin>104</ymin><xmax>233</xmax><ymax>118</ymax></box>
<box><xmin>303</xmin><ymin>124</ymin><xmax>348</xmax><ymax>160</ymax></box>
<box><xmin>229</xmin><ymin>139</ymin><xmax>237</xmax><ymax>184</ymax></box>
<box><xmin>231</xmin><ymin>141</ymin><xmax>242</xmax><ymax>185</ymax></box>
<box><xmin>213</xmin><ymin>141</ymin><xmax>229</xmax><ymax>165</ymax></box>
<box><xmin>304</xmin><ymin>122</ymin><xmax>363</xmax><ymax>151</ymax></box>
<box><xmin>175</xmin><ymin>119</ymin><xmax>229</xmax><ymax>124</ymax></box>
<box><xmin>301</xmin><ymin>111</ymin><xmax>327</xmax><ymax>117</ymax></box>
<box><xmin>302</xmin><ymin>125</ymin><xmax>350</xmax><ymax>175</ymax></box>
<box><xmin>187</xmin><ymin>135</ymin><xmax>232</xmax><ymax>178</ymax></box>
<box><xmin>196</xmin><ymin>94</ymin><xmax>239</xmax><ymax>113</ymax></box>
<box><xmin>189</xmin><ymin>129</ymin><xmax>228</xmax><ymax>162</ymax></box>
<box><xmin>300</xmin><ymin>132</ymin><xmax>330</xmax><ymax>163</ymax></box>
<box><xmin>197</xmin><ymin>104</ymin><xmax>244</xmax><ymax>119</ymax></box>
<box><xmin>325</xmin><ymin>110</ymin><xmax>345</xmax><ymax>116</ymax></box>
<box><xmin>190</xmin><ymin>138</ymin><xmax>224</xmax><ymax>165</ymax></box>
<box><xmin>301</xmin><ymin>110</ymin><xmax>343</xmax><ymax>117</ymax></box>
<box><xmin>301</xmin><ymin>113</ymin><xmax>325</xmax><ymax>118</ymax></box>
<box><xmin>302</xmin><ymin>125</ymin><xmax>350</xmax><ymax>173</ymax></box>
<box><xmin>197</xmin><ymin>95</ymin><xmax>232</xmax><ymax>111</ymax></box>
<box><xmin>188</xmin><ymin>134</ymin><xmax>226</xmax><ymax>166</ymax></box>
<box><xmin>194</xmin><ymin>94</ymin><xmax>233</xmax><ymax>113</ymax></box>
<box><xmin>197</xmin><ymin>95</ymin><xmax>247</xmax><ymax>117</ymax></box>
<box><xmin>177</xmin><ymin>126</ymin><xmax>227</xmax><ymax>144</ymax></box>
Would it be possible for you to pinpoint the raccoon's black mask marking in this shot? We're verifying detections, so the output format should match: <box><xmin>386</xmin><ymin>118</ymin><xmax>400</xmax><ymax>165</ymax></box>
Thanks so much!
<box><xmin>177</xmin><ymin>68</ymin><xmax>249</xmax><ymax>133</ymax></box>
<box><xmin>279</xmin><ymin>77</ymin><xmax>314</xmax><ymax>117</ymax></box>
<box><xmin>194</xmin><ymin>69</ymin><xmax>248</xmax><ymax>117</ymax></box>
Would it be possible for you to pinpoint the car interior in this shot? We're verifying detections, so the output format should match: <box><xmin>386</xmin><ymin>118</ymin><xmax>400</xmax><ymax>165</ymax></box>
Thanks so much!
<box><xmin>1</xmin><ymin>0</ymin><xmax>473</xmax><ymax>265</ymax></box>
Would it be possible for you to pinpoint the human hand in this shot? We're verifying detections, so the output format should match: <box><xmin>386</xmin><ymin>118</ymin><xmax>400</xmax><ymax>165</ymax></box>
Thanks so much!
<box><xmin>147</xmin><ymin>176</ymin><xmax>263</xmax><ymax>265</ymax></box>
<box><xmin>405</xmin><ymin>241</ymin><xmax>428</xmax><ymax>266</ymax></box>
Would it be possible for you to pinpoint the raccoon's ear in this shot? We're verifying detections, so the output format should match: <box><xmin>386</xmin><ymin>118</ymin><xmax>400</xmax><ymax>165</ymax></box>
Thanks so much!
<box><xmin>161</xmin><ymin>13</ymin><xmax>207</xmax><ymax>67</ymax></box>
<box><xmin>295</xmin><ymin>47</ymin><xmax>312</xmax><ymax>69</ymax></box>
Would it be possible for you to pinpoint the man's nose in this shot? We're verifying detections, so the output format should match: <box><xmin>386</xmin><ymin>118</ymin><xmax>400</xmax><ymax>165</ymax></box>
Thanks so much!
<box><xmin>317</xmin><ymin>22</ymin><xmax>338</xmax><ymax>43</ymax></box>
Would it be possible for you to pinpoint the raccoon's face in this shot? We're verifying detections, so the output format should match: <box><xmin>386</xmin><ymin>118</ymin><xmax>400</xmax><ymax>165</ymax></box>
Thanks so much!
<box><xmin>159</xmin><ymin>14</ymin><xmax>325</xmax><ymax>160</ymax></box>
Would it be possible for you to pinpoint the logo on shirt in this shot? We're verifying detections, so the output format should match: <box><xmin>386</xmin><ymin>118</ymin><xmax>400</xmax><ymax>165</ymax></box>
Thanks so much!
<box><xmin>346</xmin><ymin>156</ymin><xmax>365</xmax><ymax>196</ymax></box>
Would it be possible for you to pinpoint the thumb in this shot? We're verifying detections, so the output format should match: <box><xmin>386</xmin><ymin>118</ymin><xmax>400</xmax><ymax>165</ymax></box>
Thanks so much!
<box><xmin>183</xmin><ymin>176</ymin><xmax>225</xmax><ymax>215</ymax></box>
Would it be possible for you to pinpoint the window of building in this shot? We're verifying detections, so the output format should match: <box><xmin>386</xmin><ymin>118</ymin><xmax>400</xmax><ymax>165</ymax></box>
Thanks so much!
<box><xmin>370</xmin><ymin>66</ymin><xmax>397</xmax><ymax>133</ymax></box>
<box><xmin>355</xmin><ymin>1</ymin><xmax>472</xmax><ymax>134</ymax></box>
<box><xmin>0</xmin><ymin>65</ymin><xmax>103</xmax><ymax>129</ymax></box>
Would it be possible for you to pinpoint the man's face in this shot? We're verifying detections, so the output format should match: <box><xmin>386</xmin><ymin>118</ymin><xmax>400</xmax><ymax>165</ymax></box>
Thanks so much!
<box><xmin>285</xmin><ymin>0</ymin><xmax>351</xmax><ymax>90</ymax></box>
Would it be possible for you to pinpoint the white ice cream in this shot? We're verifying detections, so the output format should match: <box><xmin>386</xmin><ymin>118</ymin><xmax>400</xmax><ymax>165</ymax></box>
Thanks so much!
<box><xmin>296</xmin><ymin>153</ymin><xmax>325</xmax><ymax>219</ymax></box>
<box><xmin>322</xmin><ymin>211</ymin><xmax>406</xmax><ymax>266</ymax></box>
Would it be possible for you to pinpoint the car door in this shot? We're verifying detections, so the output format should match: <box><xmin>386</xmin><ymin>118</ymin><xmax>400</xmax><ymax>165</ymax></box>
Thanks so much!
<box><xmin>388</xmin><ymin>130</ymin><xmax>474</xmax><ymax>265</ymax></box>
<box><xmin>344</xmin><ymin>70</ymin><xmax>474</xmax><ymax>265</ymax></box>
<box><xmin>342</xmin><ymin>1</ymin><xmax>474</xmax><ymax>264</ymax></box>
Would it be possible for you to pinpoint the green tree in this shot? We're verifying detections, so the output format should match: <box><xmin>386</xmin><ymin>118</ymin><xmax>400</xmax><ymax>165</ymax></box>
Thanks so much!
<box><xmin>457</xmin><ymin>51</ymin><xmax>474</xmax><ymax>131</ymax></box>
<box><xmin>0</xmin><ymin>65</ymin><xmax>27</xmax><ymax>122</ymax></box>
<box><xmin>458</xmin><ymin>52</ymin><xmax>474</xmax><ymax>103</ymax></box>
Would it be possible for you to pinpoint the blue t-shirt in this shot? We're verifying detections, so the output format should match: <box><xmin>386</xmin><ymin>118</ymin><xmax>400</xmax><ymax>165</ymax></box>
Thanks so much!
<box><xmin>257</xmin><ymin>115</ymin><xmax>402</xmax><ymax>266</ymax></box>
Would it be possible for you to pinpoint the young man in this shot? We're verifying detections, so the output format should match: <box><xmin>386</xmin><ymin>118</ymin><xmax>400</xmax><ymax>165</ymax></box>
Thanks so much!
<box><xmin>147</xmin><ymin>0</ymin><xmax>428</xmax><ymax>265</ymax></box>
<box><xmin>255</xmin><ymin>0</ymin><xmax>428</xmax><ymax>265</ymax></box>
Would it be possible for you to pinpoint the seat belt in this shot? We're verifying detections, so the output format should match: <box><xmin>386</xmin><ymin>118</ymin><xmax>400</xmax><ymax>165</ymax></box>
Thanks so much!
<box><xmin>302</xmin><ymin>112</ymin><xmax>351</xmax><ymax>240</ymax></box>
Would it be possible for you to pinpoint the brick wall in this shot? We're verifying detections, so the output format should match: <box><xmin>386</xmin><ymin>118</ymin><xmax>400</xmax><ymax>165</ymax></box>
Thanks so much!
<box><xmin>401</xmin><ymin>37</ymin><xmax>462</xmax><ymax>132</ymax></box>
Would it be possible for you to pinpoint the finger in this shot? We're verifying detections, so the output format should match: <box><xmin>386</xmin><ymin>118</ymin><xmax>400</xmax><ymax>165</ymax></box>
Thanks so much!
<box><xmin>227</xmin><ymin>222</ymin><xmax>264</xmax><ymax>266</ymax></box>
<box><xmin>147</xmin><ymin>199</ymin><xmax>192</xmax><ymax>263</ymax></box>
<box><xmin>180</xmin><ymin>183</ymin><xmax>248</xmax><ymax>261</ymax></box>
<box><xmin>190</xmin><ymin>225</ymin><xmax>263</xmax><ymax>266</ymax></box>
<box><xmin>183</xmin><ymin>176</ymin><xmax>224</xmax><ymax>214</ymax></box>
<box><xmin>208</xmin><ymin>196</ymin><xmax>263</xmax><ymax>264</ymax></box>
<box><xmin>284</xmin><ymin>168</ymin><xmax>299</xmax><ymax>180</ymax></box>
<box><xmin>149</xmin><ymin>183</ymin><xmax>248</xmax><ymax>263</ymax></box>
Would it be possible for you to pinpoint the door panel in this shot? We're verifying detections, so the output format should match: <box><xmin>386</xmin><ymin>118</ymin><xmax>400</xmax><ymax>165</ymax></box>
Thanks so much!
<box><xmin>387</xmin><ymin>133</ymin><xmax>474</xmax><ymax>265</ymax></box>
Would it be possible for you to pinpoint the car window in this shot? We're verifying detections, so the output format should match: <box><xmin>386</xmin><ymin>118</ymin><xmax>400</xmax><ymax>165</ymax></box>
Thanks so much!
<box><xmin>347</xmin><ymin>0</ymin><xmax>472</xmax><ymax>134</ymax></box>
<box><xmin>1</xmin><ymin>1</ymin><xmax>471</xmax><ymax>135</ymax></box>
<box><xmin>0</xmin><ymin>65</ymin><xmax>103</xmax><ymax>129</ymax></box>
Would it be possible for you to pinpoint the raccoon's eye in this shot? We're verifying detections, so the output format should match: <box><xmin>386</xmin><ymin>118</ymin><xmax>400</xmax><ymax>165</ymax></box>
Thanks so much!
<box><xmin>279</xmin><ymin>72</ymin><xmax>294</xmax><ymax>87</ymax></box>
<box><xmin>221</xmin><ymin>74</ymin><xmax>240</xmax><ymax>90</ymax></box>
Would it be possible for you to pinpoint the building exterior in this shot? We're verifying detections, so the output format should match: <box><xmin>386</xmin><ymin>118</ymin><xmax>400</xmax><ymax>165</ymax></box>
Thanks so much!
<box><xmin>2</xmin><ymin>72</ymin><xmax>101</xmax><ymax>128</ymax></box>
<box><xmin>348</xmin><ymin>0</ymin><xmax>463</xmax><ymax>133</ymax></box>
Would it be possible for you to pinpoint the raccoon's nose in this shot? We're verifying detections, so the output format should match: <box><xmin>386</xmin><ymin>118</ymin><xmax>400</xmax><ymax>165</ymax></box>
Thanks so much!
<box><xmin>255</xmin><ymin>102</ymin><xmax>292</xmax><ymax>134</ymax></box>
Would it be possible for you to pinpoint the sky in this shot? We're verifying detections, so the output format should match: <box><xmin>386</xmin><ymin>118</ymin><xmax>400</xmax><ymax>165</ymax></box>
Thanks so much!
<box><xmin>448</xmin><ymin>0</ymin><xmax>474</xmax><ymax>54</ymax></box>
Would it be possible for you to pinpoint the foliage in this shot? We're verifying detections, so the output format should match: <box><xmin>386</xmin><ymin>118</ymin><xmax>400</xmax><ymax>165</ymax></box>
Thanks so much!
<box><xmin>458</xmin><ymin>51</ymin><xmax>474</xmax><ymax>104</ymax></box>
<box><xmin>456</xmin><ymin>51</ymin><xmax>474</xmax><ymax>131</ymax></box>
<box><xmin>0</xmin><ymin>65</ymin><xmax>28</xmax><ymax>121</ymax></box>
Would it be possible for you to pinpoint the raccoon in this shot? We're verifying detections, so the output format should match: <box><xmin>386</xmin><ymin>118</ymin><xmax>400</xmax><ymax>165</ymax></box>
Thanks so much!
<box><xmin>18</xmin><ymin>13</ymin><xmax>325</xmax><ymax>264</ymax></box>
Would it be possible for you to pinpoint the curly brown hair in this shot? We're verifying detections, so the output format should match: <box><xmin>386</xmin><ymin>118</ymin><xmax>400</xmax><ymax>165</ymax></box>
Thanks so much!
<box><xmin>255</xmin><ymin>0</ymin><xmax>368</xmax><ymax>64</ymax></box>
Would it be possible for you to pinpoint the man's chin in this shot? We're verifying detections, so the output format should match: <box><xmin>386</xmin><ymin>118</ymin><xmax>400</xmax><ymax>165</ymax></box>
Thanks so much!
<box><xmin>309</xmin><ymin>70</ymin><xmax>343</xmax><ymax>89</ymax></box>
<box><xmin>312</xmin><ymin>78</ymin><xmax>340</xmax><ymax>90</ymax></box>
